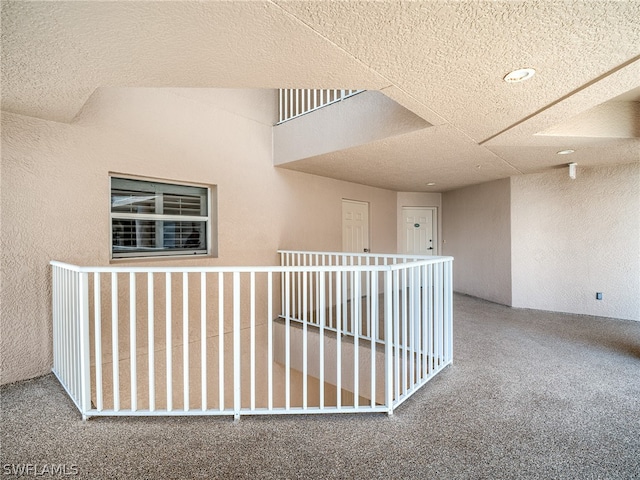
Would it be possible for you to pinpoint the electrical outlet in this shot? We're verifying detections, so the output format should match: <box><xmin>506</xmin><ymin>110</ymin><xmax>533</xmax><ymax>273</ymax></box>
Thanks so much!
<box><xmin>596</xmin><ymin>292</ymin><xmax>603</xmax><ymax>300</ymax></box>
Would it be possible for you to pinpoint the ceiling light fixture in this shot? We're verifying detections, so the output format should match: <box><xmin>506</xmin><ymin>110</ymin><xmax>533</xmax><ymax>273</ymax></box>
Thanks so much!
<box><xmin>503</xmin><ymin>68</ymin><xmax>536</xmax><ymax>83</ymax></box>
<box><xmin>568</xmin><ymin>162</ymin><xmax>577</xmax><ymax>180</ymax></box>
<box><xmin>557</xmin><ymin>149</ymin><xmax>575</xmax><ymax>155</ymax></box>
<box><xmin>426</xmin><ymin>182</ymin><xmax>436</xmax><ymax>186</ymax></box>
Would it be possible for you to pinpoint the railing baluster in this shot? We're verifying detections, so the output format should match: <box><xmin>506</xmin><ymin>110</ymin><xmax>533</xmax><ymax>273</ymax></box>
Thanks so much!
<box><xmin>267</xmin><ymin>272</ymin><xmax>273</xmax><ymax>411</ymax></box>
<box><xmin>410</xmin><ymin>267</ymin><xmax>417</xmax><ymax>390</ymax></box>
<box><xmin>448</xmin><ymin>260</ymin><xmax>454</xmax><ymax>363</ymax></box>
<box><xmin>94</xmin><ymin>272</ymin><xmax>103</xmax><ymax>411</ymax></box>
<box><xmin>342</xmin><ymin>268</ymin><xmax>348</xmax><ymax>338</ymax></box>
<box><xmin>414</xmin><ymin>267</ymin><xmax>420</xmax><ymax>387</ymax></box>
<box><xmin>336</xmin><ymin>271</ymin><xmax>342</xmax><ymax>409</ymax></box>
<box><xmin>233</xmin><ymin>272</ymin><xmax>241</xmax><ymax>420</ymax></box>
<box><xmin>79</xmin><ymin>272</ymin><xmax>91</xmax><ymax>419</ymax></box>
<box><xmin>402</xmin><ymin>268</ymin><xmax>408</xmax><ymax>397</ymax></box>
<box><xmin>384</xmin><ymin>269</ymin><xmax>394</xmax><ymax>414</ymax></box>
<box><xmin>285</xmin><ymin>270</ymin><xmax>291</xmax><ymax>411</ymax></box>
<box><xmin>63</xmin><ymin>269</ymin><xmax>70</xmax><ymax>401</ymax></box>
<box><xmin>183</xmin><ymin>273</ymin><xmax>189</xmax><ymax>411</ymax></box>
<box><xmin>302</xmin><ymin>268</ymin><xmax>308</xmax><ymax>409</ymax></box>
<box><xmin>428</xmin><ymin>264</ymin><xmax>434</xmax><ymax>374</ymax></box>
<box><xmin>280</xmin><ymin>253</ymin><xmax>286</xmax><ymax>322</ymax></box>
<box><xmin>328</xmin><ymin>256</ymin><xmax>333</xmax><ymax>329</ymax></box>
<box><xmin>296</xmin><ymin>253</ymin><xmax>301</xmax><ymax>321</ymax></box>
<box><xmin>393</xmin><ymin>270</ymin><xmax>400</xmax><ymax>404</ymax></box>
<box><xmin>165</xmin><ymin>273</ymin><xmax>172</xmax><ymax>412</ymax></box>
<box><xmin>69</xmin><ymin>270</ymin><xmax>75</xmax><ymax>400</ymax></box>
<box><xmin>370</xmin><ymin>270</ymin><xmax>376</xmax><ymax>407</ymax></box>
<box><xmin>319</xmin><ymin>271</ymin><xmax>325</xmax><ymax>410</ymax></box>
<box><xmin>148</xmin><ymin>273</ymin><xmax>155</xmax><ymax>412</ymax></box>
<box><xmin>218</xmin><ymin>272</ymin><xmax>224</xmax><ymax>412</ymax></box>
<box><xmin>64</xmin><ymin>271</ymin><xmax>72</xmax><ymax>403</ymax></box>
<box><xmin>111</xmin><ymin>272</ymin><xmax>120</xmax><ymax>412</ymax></box>
<box><xmin>437</xmin><ymin>263</ymin><xmax>444</xmax><ymax>366</ymax></box>
<box><xmin>200</xmin><ymin>272</ymin><xmax>207</xmax><ymax>411</ymax></box>
<box><xmin>250</xmin><ymin>272</ymin><xmax>256</xmax><ymax>411</ymax></box>
<box><xmin>365</xmin><ymin>256</ymin><xmax>370</xmax><ymax>338</ymax></box>
<box><xmin>130</xmin><ymin>272</ymin><xmax>137</xmax><ymax>412</ymax></box>
<box><xmin>421</xmin><ymin>265</ymin><xmax>427</xmax><ymax>381</ymax></box>
<box><xmin>353</xmin><ymin>268</ymin><xmax>359</xmax><ymax>408</ymax></box>
<box><xmin>76</xmin><ymin>272</ymin><xmax>82</xmax><ymax>403</ymax></box>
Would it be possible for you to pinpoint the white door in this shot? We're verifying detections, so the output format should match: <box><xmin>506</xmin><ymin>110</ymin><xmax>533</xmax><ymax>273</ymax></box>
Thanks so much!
<box><xmin>342</xmin><ymin>200</ymin><xmax>369</xmax><ymax>253</ymax></box>
<box><xmin>402</xmin><ymin>207</ymin><xmax>437</xmax><ymax>255</ymax></box>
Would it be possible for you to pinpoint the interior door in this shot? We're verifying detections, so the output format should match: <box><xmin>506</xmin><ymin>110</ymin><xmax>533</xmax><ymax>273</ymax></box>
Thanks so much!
<box><xmin>402</xmin><ymin>207</ymin><xmax>437</xmax><ymax>255</ymax></box>
<box><xmin>342</xmin><ymin>199</ymin><xmax>369</xmax><ymax>253</ymax></box>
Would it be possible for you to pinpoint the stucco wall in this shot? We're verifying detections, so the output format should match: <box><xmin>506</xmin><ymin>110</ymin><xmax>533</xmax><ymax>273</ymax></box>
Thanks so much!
<box><xmin>511</xmin><ymin>163</ymin><xmax>640</xmax><ymax>321</ymax></box>
<box><xmin>0</xmin><ymin>87</ymin><xmax>397</xmax><ymax>385</ymax></box>
<box><xmin>441</xmin><ymin>179</ymin><xmax>512</xmax><ymax>306</ymax></box>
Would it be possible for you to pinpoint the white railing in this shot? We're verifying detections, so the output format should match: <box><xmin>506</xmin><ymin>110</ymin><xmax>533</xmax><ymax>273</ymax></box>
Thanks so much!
<box><xmin>277</xmin><ymin>89</ymin><xmax>364</xmax><ymax>124</ymax></box>
<box><xmin>51</xmin><ymin>251</ymin><xmax>452</xmax><ymax>420</ymax></box>
<box><xmin>279</xmin><ymin>251</ymin><xmax>454</xmax><ymax>411</ymax></box>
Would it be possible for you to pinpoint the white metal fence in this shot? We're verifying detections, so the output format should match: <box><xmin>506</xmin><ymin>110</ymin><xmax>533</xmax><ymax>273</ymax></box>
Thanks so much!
<box><xmin>51</xmin><ymin>251</ymin><xmax>452</xmax><ymax>420</ymax></box>
<box><xmin>277</xmin><ymin>89</ymin><xmax>364</xmax><ymax>124</ymax></box>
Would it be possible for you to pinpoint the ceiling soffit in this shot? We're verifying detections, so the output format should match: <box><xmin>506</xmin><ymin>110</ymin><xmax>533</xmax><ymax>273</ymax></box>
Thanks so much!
<box><xmin>1</xmin><ymin>1</ymin><xmax>639</xmax><ymax>192</ymax></box>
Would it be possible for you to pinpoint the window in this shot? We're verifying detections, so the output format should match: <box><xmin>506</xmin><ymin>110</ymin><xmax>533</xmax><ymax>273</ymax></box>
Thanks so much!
<box><xmin>110</xmin><ymin>176</ymin><xmax>214</xmax><ymax>259</ymax></box>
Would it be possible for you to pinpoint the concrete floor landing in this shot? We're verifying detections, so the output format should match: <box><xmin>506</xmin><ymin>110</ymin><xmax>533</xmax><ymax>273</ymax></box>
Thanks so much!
<box><xmin>1</xmin><ymin>294</ymin><xmax>639</xmax><ymax>479</ymax></box>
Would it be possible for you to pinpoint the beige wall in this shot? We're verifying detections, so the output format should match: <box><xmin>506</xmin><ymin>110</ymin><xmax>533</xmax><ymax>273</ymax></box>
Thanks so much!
<box><xmin>511</xmin><ymin>163</ymin><xmax>640</xmax><ymax>321</ymax></box>
<box><xmin>0</xmin><ymin>87</ymin><xmax>397</xmax><ymax>385</ymax></box>
<box><xmin>441</xmin><ymin>179</ymin><xmax>512</xmax><ymax>306</ymax></box>
<box><xmin>441</xmin><ymin>164</ymin><xmax>639</xmax><ymax>321</ymax></box>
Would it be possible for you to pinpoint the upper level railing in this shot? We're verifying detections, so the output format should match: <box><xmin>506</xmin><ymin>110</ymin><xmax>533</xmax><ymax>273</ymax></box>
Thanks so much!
<box><xmin>50</xmin><ymin>251</ymin><xmax>452</xmax><ymax>420</ymax></box>
<box><xmin>277</xmin><ymin>89</ymin><xmax>364</xmax><ymax>124</ymax></box>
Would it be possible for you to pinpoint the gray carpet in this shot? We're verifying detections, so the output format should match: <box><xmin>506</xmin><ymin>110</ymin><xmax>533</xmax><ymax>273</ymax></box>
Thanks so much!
<box><xmin>2</xmin><ymin>294</ymin><xmax>639</xmax><ymax>479</ymax></box>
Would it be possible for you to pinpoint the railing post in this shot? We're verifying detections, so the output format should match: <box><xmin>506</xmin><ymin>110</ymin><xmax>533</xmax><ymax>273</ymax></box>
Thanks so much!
<box><xmin>384</xmin><ymin>268</ymin><xmax>394</xmax><ymax>415</ymax></box>
<box><xmin>78</xmin><ymin>271</ymin><xmax>91</xmax><ymax>420</ymax></box>
<box><xmin>51</xmin><ymin>266</ymin><xmax>60</xmax><ymax>379</ymax></box>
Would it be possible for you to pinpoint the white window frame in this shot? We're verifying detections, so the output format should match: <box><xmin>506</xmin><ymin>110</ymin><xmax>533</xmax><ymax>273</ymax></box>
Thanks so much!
<box><xmin>110</xmin><ymin>174</ymin><xmax>216</xmax><ymax>260</ymax></box>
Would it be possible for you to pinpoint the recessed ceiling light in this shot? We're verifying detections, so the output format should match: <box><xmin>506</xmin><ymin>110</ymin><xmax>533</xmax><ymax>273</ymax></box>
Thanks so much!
<box><xmin>557</xmin><ymin>149</ymin><xmax>575</xmax><ymax>155</ymax></box>
<box><xmin>426</xmin><ymin>182</ymin><xmax>436</xmax><ymax>186</ymax></box>
<box><xmin>503</xmin><ymin>68</ymin><xmax>536</xmax><ymax>83</ymax></box>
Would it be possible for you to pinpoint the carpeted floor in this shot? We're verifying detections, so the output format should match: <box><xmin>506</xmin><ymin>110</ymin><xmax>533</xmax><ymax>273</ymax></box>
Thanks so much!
<box><xmin>2</xmin><ymin>294</ymin><xmax>639</xmax><ymax>479</ymax></box>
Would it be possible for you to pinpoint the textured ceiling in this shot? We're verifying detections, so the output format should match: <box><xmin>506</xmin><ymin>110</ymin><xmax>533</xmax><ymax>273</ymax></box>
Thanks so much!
<box><xmin>2</xmin><ymin>0</ymin><xmax>639</xmax><ymax>192</ymax></box>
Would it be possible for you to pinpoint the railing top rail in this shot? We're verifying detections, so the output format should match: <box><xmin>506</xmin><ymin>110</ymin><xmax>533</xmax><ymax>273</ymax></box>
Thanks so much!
<box><xmin>278</xmin><ymin>249</ymin><xmax>453</xmax><ymax>261</ymax></box>
<box><xmin>50</xmin><ymin>256</ymin><xmax>452</xmax><ymax>274</ymax></box>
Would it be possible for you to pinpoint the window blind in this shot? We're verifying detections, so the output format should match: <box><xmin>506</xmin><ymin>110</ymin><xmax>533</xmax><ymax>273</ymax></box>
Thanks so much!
<box><xmin>111</xmin><ymin>177</ymin><xmax>209</xmax><ymax>258</ymax></box>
